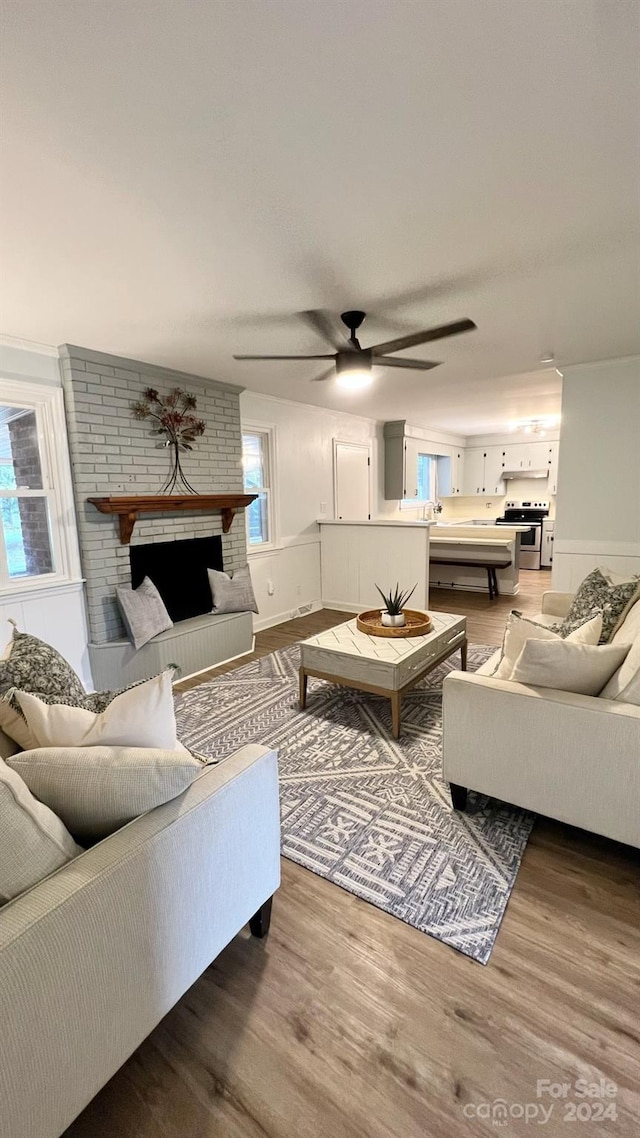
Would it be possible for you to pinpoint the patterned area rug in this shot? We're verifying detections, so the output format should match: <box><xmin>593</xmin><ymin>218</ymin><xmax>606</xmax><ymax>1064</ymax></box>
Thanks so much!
<box><xmin>175</xmin><ymin>643</ymin><xmax>535</xmax><ymax>964</ymax></box>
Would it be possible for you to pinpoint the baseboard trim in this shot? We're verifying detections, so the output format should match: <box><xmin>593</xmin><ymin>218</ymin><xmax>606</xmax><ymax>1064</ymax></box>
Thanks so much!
<box><xmin>252</xmin><ymin>600</ymin><xmax>323</xmax><ymax>632</ymax></box>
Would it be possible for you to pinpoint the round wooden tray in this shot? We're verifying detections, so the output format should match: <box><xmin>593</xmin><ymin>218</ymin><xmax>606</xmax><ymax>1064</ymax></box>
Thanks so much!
<box><xmin>356</xmin><ymin>609</ymin><xmax>432</xmax><ymax>638</ymax></box>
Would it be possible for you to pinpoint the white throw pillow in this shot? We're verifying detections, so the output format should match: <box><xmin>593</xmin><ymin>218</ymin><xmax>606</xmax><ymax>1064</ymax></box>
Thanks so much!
<box><xmin>116</xmin><ymin>576</ymin><xmax>173</xmax><ymax>650</ymax></box>
<box><xmin>510</xmin><ymin>640</ymin><xmax>629</xmax><ymax>696</ymax></box>
<box><xmin>494</xmin><ymin>611</ymin><xmax>602</xmax><ymax>681</ymax></box>
<box><xmin>14</xmin><ymin>671</ymin><xmax>181</xmax><ymax>750</ymax></box>
<box><xmin>0</xmin><ymin>756</ymin><xmax>82</xmax><ymax>903</ymax></box>
<box><xmin>7</xmin><ymin>746</ymin><xmax>203</xmax><ymax>840</ymax></box>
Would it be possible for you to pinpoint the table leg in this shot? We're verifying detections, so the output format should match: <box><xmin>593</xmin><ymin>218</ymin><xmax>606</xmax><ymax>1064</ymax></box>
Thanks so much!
<box><xmin>299</xmin><ymin>667</ymin><xmax>308</xmax><ymax>709</ymax></box>
<box><xmin>390</xmin><ymin>690</ymin><xmax>401</xmax><ymax>738</ymax></box>
<box><xmin>460</xmin><ymin>638</ymin><xmax>468</xmax><ymax>670</ymax></box>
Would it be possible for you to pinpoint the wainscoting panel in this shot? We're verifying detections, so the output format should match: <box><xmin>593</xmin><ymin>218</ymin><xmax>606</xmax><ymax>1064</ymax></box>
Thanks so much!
<box><xmin>0</xmin><ymin>580</ymin><xmax>92</xmax><ymax>689</ymax></box>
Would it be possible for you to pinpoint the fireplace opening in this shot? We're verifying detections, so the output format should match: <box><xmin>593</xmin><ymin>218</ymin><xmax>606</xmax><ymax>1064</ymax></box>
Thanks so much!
<box><xmin>129</xmin><ymin>534</ymin><xmax>223</xmax><ymax>622</ymax></box>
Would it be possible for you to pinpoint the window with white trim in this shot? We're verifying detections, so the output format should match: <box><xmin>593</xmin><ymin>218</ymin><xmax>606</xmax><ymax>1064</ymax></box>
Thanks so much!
<box><xmin>242</xmin><ymin>428</ymin><xmax>275</xmax><ymax>550</ymax></box>
<box><xmin>0</xmin><ymin>380</ymin><xmax>79</xmax><ymax>592</ymax></box>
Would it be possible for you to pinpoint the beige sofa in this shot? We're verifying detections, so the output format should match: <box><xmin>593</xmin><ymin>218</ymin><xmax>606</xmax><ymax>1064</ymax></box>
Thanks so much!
<box><xmin>443</xmin><ymin>591</ymin><xmax>640</xmax><ymax>848</ymax></box>
<box><xmin>0</xmin><ymin>737</ymin><xmax>281</xmax><ymax>1138</ymax></box>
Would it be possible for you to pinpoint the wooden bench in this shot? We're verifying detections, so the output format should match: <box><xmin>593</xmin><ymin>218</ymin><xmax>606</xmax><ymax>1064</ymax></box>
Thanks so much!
<box><xmin>430</xmin><ymin>558</ymin><xmax>511</xmax><ymax>600</ymax></box>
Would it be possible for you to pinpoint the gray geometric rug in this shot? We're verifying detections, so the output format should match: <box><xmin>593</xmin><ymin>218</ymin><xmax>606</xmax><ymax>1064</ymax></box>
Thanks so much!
<box><xmin>175</xmin><ymin>644</ymin><xmax>535</xmax><ymax>964</ymax></box>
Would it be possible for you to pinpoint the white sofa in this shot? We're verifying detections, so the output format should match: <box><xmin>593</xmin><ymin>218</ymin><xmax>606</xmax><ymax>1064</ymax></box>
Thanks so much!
<box><xmin>443</xmin><ymin>591</ymin><xmax>640</xmax><ymax>848</ymax></box>
<box><xmin>0</xmin><ymin>738</ymin><xmax>281</xmax><ymax>1138</ymax></box>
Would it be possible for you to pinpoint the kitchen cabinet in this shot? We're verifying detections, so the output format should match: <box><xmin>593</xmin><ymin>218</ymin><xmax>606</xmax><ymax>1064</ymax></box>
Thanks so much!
<box><xmin>546</xmin><ymin>442</ymin><xmax>559</xmax><ymax>495</ymax></box>
<box><xmin>461</xmin><ymin>448</ymin><xmax>485</xmax><ymax>495</ymax></box>
<box><xmin>449</xmin><ymin>449</ymin><xmax>464</xmax><ymax>495</ymax></box>
<box><xmin>483</xmin><ymin>446</ymin><xmax>506</xmax><ymax>494</ymax></box>
<box><xmin>461</xmin><ymin>446</ymin><xmax>505</xmax><ymax>495</ymax></box>
<box><xmin>384</xmin><ymin>420</ymin><xmax>459</xmax><ymax>500</ymax></box>
<box><xmin>500</xmin><ymin>441</ymin><xmax>549</xmax><ymax>471</ymax></box>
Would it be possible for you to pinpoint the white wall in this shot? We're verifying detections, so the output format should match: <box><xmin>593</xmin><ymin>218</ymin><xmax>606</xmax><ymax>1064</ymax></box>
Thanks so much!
<box><xmin>553</xmin><ymin>356</ymin><xmax>640</xmax><ymax>590</ymax></box>
<box><xmin>240</xmin><ymin>392</ymin><xmax>385</xmax><ymax>628</ymax></box>
<box><xmin>0</xmin><ymin>337</ymin><xmax>92</xmax><ymax>686</ymax></box>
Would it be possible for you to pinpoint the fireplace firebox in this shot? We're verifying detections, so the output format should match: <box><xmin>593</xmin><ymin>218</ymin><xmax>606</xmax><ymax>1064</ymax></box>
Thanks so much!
<box><xmin>129</xmin><ymin>535</ymin><xmax>223</xmax><ymax>623</ymax></box>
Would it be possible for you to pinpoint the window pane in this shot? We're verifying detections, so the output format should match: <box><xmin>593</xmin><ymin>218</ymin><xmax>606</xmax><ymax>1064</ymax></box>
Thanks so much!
<box><xmin>0</xmin><ymin>407</ymin><xmax>44</xmax><ymax>490</ymax></box>
<box><xmin>247</xmin><ymin>492</ymin><xmax>269</xmax><ymax>545</ymax></box>
<box><xmin>0</xmin><ymin>495</ymin><xmax>54</xmax><ymax>578</ymax></box>
<box><xmin>417</xmin><ymin>454</ymin><xmax>433</xmax><ymax>500</ymax></box>
<box><xmin>242</xmin><ymin>433</ymin><xmax>265</xmax><ymax>491</ymax></box>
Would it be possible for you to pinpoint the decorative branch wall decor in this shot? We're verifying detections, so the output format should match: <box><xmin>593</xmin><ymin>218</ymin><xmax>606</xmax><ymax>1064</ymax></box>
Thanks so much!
<box><xmin>131</xmin><ymin>387</ymin><xmax>206</xmax><ymax>494</ymax></box>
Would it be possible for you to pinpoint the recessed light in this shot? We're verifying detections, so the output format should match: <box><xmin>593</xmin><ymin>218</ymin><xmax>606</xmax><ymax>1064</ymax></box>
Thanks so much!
<box><xmin>540</xmin><ymin>353</ymin><xmax>555</xmax><ymax>365</ymax></box>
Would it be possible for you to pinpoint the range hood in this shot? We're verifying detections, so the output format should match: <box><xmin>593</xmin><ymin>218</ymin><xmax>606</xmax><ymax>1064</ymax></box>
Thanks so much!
<box><xmin>502</xmin><ymin>468</ymin><xmax>549</xmax><ymax>480</ymax></box>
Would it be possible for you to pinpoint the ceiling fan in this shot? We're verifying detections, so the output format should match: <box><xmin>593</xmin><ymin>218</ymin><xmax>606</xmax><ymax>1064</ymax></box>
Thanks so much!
<box><xmin>233</xmin><ymin>310</ymin><xmax>477</xmax><ymax>389</ymax></box>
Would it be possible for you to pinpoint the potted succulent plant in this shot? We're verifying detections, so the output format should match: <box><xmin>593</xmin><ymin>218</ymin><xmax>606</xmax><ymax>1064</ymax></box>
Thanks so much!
<box><xmin>375</xmin><ymin>582</ymin><xmax>417</xmax><ymax>627</ymax></box>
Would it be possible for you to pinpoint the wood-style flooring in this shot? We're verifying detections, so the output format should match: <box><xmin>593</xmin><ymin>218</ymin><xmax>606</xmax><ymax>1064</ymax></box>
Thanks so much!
<box><xmin>65</xmin><ymin>572</ymin><xmax>640</xmax><ymax>1138</ymax></box>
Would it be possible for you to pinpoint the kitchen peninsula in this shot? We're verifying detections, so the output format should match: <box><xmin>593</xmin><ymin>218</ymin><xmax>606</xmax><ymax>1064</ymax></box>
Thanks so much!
<box><xmin>429</xmin><ymin>523</ymin><xmax>529</xmax><ymax>595</ymax></box>
<box><xmin>318</xmin><ymin>519</ymin><xmax>431</xmax><ymax>612</ymax></box>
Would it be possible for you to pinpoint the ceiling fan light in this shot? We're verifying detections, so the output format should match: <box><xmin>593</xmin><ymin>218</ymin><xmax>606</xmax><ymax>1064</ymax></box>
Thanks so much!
<box><xmin>336</xmin><ymin>369</ymin><xmax>373</xmax><ymax>390</ymax></box>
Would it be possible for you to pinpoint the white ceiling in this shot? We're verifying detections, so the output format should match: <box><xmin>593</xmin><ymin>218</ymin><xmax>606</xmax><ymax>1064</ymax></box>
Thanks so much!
<box><xmin>1</xmin><ymin>0</ymin><xmax>638</xmax><ymax>436</ymax></box>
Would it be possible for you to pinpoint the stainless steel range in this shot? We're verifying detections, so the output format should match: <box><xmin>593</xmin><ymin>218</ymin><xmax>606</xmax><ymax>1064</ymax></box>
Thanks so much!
<box><xmin>495</xmin><ymin>499</ymin><xmax>550</xmax><ymax>570</ymax></box>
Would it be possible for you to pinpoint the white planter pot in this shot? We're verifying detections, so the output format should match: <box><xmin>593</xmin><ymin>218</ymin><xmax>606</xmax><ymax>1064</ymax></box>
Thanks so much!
<box><xmin>381</xmin><ymin>611</ymin><xmax>406</xmax><ymax>627</ymax></box>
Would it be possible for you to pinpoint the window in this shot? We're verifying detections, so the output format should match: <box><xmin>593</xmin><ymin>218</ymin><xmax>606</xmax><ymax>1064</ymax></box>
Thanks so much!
<box><xmin>417</xmin><ymin>453</ymin><xmax>436</xmax><ymax>502</ymax></box>
<box><xmin>242</xmin><ymin>428</ymin><xmax>275</xmax><ymax>550</ymax></box>
<box><xmin>0</xmin><ymin>381</ymin><xmax>79</xmax><ymax>593</ymax></box>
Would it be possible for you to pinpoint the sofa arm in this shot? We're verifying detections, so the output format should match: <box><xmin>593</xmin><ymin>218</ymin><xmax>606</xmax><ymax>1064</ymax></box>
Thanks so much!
<box><xmin>541</xmin><ymin>590</ymin><xmax>574</xmax><ymax>617</ymax></box>
<box><xmin>0</xmin><ymin>743</ymin><xmax>280</xmax><ymax>1138</ymax></box>
<box><xmin>443</xmin><ymin>671</ymin><xmax>640</xmax><ymax>848</ymax></box>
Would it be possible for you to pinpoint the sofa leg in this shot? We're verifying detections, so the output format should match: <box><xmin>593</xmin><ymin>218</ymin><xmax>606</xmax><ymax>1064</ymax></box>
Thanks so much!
<box><xmin>249</xmin><ymin>897</ymin><xmax>273</xmax><ymax>939</ymax></box>
<box><xmin>450</xmin><ymin>783</ymin><xmax>468</xmax><ymax>811</ymax></box>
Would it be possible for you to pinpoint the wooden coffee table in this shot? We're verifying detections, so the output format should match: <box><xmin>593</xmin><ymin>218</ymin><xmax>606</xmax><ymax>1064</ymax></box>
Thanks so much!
<box><xmin>299</xmin><ymin>611</ymin><xmax>467</xmax><ymax>738</ymax></box>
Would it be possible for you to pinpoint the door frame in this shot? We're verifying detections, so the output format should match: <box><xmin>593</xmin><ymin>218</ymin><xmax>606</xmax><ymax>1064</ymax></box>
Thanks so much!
<box><xmin>332</xmin><ymin>438</ymin><xmax>372</xmax><ymax>520</ymax></box>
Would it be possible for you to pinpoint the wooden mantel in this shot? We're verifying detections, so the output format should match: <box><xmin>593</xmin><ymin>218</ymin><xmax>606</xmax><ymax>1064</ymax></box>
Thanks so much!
<box><xmin>87</xmin><ymin>493</ymin><xmax>258</xmax><ymax>544</ymax></box>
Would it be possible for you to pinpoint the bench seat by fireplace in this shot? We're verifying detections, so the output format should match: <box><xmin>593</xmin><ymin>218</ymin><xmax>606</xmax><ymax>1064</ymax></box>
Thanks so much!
<box><xmin>88</xmin><ymin>610</ymin><xmax>253</xmax><ymax>690</ymax></box>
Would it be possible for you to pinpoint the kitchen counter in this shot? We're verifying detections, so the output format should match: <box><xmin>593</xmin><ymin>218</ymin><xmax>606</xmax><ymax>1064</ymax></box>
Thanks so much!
<box><xmin>429</xmin><ymin>526</ymin><xmax>522</xmax><ymax>595</ymax></box>
<box><xmin>317</xmin><ymin>518</ymin><xmax>432</xmax><ymax>527</ymax></box>
<box><xmin>430</xmin><ymin>536</ymin><xmax>513</xmax><ymax>547</ymax></box>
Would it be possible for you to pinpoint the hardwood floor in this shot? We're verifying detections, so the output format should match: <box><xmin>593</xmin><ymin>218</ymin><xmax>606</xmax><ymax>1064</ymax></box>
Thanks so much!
<box><xmin>66</xmin><ymin>572</ymin><xmax>640</xmax><ymax>1138</ymax></box>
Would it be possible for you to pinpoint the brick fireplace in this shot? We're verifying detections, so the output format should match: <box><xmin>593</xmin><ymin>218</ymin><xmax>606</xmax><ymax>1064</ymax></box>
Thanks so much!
<box><xmin>60</xmin><ymin>344</ymin><xmax>248</xmax><ymax>649</ymax></box>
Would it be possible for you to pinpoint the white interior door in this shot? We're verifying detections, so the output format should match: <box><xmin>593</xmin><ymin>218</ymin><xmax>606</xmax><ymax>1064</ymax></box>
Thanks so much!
<box><xmin>334</xmin><ymin>441</ymin><xmax>371</xmax><ymax>519</ymax></box>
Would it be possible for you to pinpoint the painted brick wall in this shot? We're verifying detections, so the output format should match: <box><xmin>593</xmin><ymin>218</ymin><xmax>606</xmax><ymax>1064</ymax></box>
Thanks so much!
<box><xmin>59</xmin><ymin>345</ymin><xmax>246</xmax><ymax>645</ymax></box>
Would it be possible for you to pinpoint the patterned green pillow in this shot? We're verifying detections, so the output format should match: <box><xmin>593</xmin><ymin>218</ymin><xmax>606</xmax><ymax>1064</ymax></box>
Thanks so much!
<box><xmin>557</xmin><ymin>569</ymin><xmax>640</xmax><ymax>644</ymax></box>
<box><xmin>0</xmin><ymin>628</ymin><xmax>86</xmax><ymax>703</ymax></box>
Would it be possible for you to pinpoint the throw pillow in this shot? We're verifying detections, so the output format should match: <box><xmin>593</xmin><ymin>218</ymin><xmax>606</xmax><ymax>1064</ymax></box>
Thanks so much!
<box><xmin>0</xmin><ymin>624</ymin><xmax>88</xmax><ymax>749</ymax></box>
<box><xmin>0</xmin><ymin>756</ymin><xmax>82</xmax><ymax>903</ymax></box>
<box><xmin>208</xmin><ymin>565</ymin><xmax>258</xmax><ymax>615</ymax></box>
<box><xmin>599</xmin><ymin>597</ymin><xmax>640</xmax><ymax>704</ymax></box>
<box><xmin>116</xmin><ymin>576</ymin><xmax>173</xmax><ymax>650</ymax></box>
<box><xmin>510</xmin><ymin>640</ymin><xmax>629</xmax><ymax>696</ymax></box>
<box><xmin>7</xmin><ymin>746</ymin><xmax>203</xmax><ymax>841</ymax></box>
<box><xmin>557</xmin><ymin>568</ymin><xmax>640</xmax><ymax>643</ymax></box>
<box><xmin>493</xmin><ymin>610</ymin><xmax>603</xmax><ymax>681</ymax></box>
<box><xmin>0</xmin><ymin>624</ymin><xmax>86</xmax><ymax>704</ymax></box>
<box><xmin>13</xmin><ymin>671</ymin><xmax>182</xmax><ymax>751</ymax></box>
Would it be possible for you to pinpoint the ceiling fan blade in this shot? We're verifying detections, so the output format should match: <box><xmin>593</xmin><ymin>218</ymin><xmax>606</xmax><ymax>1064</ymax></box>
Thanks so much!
<box><xmin>375</xmin><ymin>356</ymin><xmax>441</xmax><ymax>371</ymax></box>
<box><xmin>299</xmin><ymin>309</ymin><xmax>350</xmax><ymax>350</ymax></box>
<box><xmin>369</xmin><ymin>318</ymin><xmax>476</xmax><ymax>356</ymax></box>
<box><xmin>310</xmin><ymin>366</ymin><xmax>336</xmax><ymax>383</ymax></box>
<box><xmin>233</xmin><ymin>354</ymin><xmax>336</xmax><ymax>361</ymax></box>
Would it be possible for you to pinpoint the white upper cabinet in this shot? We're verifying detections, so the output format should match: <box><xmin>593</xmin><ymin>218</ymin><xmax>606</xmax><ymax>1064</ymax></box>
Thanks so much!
<box><xmin>546</xmin><ymin>441</ymin><xmax>559</xmax><ymax>494</ymax></box>
<box><xmin>461</xmin><ymin>447</ymin><xmax>485</xmax><ymax>495</ymax></box>
<box><xmin>500</xmin><ymin>441</ymin><xmax>550</xmax><ymax>470</ymax></box>
<box><xmin>483</xmin><ymin>446</ymin><xmax>506</xmax><ymax>494</ymax></box>
<box><xmin>460</xmin><ymin>446</ymin><xmax>504</xmax><ymax>495</ymax></box>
